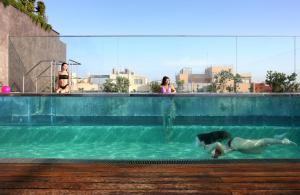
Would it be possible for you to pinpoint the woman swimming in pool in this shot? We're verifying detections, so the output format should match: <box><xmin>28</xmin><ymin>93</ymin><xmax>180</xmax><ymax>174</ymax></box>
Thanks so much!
<box><xmin>205</xmin><ymin>136</ymin><xmax>297</xmax><ymax>159</ymax></box>
<box><xmin>56</xmin><ymin>62</ymin><xmax>70</xmax><ymax>93</ymax></box>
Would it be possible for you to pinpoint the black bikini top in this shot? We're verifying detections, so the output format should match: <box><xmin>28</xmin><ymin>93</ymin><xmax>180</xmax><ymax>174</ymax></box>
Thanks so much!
<box><xmin>227</xmin><ymin>138</ymin><xmax>233</xmax><ymax>148</ymax></box>
<box><xmin>59</xmin><ymin>74</ymin><xmax>69</xmax><ymax>79</ymax></box>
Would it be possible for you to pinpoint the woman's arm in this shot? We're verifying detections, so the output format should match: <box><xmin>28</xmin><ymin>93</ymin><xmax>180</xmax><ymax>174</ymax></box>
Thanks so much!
<box><xmin>171</xmin><ymin>85</ymin><xmax>176</xmax><ymax>93</ymax></box>
<box><xmin>205</xmin><ymin>142</ymin><xmax>232</xmax><ymax>154</ymax></box>
<box><xmin>57</xmin><ymin>72</ymin><xmax>61</xmax><ymax>88</ymax></box>
<box><xmin>68</xmin><ymin>71</ymin><xmax>71</xmax><ymax>93</ymax></box>
<box><xmin>205</xmin><ymin>142</ymin><xmax>224</xmax><ymax>152</ymax></box>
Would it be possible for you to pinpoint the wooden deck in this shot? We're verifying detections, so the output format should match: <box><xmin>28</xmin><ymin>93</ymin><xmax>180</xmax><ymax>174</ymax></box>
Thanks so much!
<box><xmin>0</xmin><ymin>161</ymin><xmax>300</xmax><ymax>194</ymax></box>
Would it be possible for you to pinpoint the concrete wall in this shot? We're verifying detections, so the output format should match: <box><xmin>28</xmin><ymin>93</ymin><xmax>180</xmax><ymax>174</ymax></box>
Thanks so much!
<box><xmin>0</xmin><ymin>3</ymin><xmax>66</xmax><ymax>92</ymax></box>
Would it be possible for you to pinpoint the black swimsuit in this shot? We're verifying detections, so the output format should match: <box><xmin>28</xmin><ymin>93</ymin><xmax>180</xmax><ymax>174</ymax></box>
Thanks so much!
<box><xmin>58</xmin><ymin>74</ymin><xmax>69</xmax><ymax>89</ymax></box>
<box><xmin>227</xmin><ymin>138</ymin><xmax>233</xmax><ymax>148</ymax></box>
<box><xmin>59</xmin><ymin>74</ymin><xmax>69</xmax><ymax>79</ymax></box>
<box><xmin>60</xmin><ymin>84</ymin><xmax>69</xmax><ymax>89</ymax></box>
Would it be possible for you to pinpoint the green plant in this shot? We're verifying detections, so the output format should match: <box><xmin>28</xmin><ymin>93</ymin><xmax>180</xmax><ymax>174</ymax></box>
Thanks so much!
<box><xmin>103</xmin><ymin>79</ymin><xmax>118</xmax><ymax>92</ymax></box>
<box><xmin>19</xmin><ymin>0</ymin><xmax>27</xmax><ymax>7</ymax></box>
<box><xmin>212</xmin><ymin>70</ymin><xmax>233</xmax><ymax>93</ymax></box>
<box><xmin>207</xmin><ymin>83</ymin><xmax>217</xmax><ymax>92</ymax></box>
<box><xmin>265</xmin><ymin>71</ymin><xmax>299</xmax><ymax>92</ymax></box>
<box><xmin>2</xmin><ymin>0</ymin><xmax>11</xmax><ymax>7</ymax></box>
<box><xmin>36</xmin><ymin>1</ymin><xmax>45</xmax><ymax>17</ymax></box>
<box><xmin>249</xmin><ymin>83</ymin><xmax>254</xmax><ymax>93</ymax></box>
<box><xmin>176</xmin><ymin>80</ymin><xmax>185</xmax><ymax>92</ymax></box>
<box><xmin>116</xmin><ymin>76</ymin><xmax>130</xmax><ymax>93</ymax></box>
<box><xmin>233</xmin><ymin>73</ymin><xmax>242</xmax><ymax>92</ymax></box>
<box><xmin>150</xmin><ymin>81</ymin><xmax>161</xmax><ymax>93</ymax></box>
<box><xmin>27</xmin><ymin>0</ymin><xmax>35</xmax><ymax>13</ymax></box>
<box><xmin>211</xmin><ymin>70</ymin><xmax>242</xmax><ymax>93</ymax></box>
<box><xmin>1</xmin><ymin>0</ymin><xmax>52</xmax><ymax>31</ymax></box>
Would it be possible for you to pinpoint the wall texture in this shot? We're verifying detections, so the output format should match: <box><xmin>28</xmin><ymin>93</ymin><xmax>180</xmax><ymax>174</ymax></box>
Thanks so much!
<box><xmin>0</xmin><ymin>4</ymin><xmax>66</xmax><ymax>92</ymax></box>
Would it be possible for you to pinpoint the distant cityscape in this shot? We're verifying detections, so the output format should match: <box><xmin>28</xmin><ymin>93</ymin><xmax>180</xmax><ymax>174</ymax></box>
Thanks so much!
<box><xmin>70</xmin><ymin>65</ymin><xmax>272</xmax><ymax>93</ymax></box>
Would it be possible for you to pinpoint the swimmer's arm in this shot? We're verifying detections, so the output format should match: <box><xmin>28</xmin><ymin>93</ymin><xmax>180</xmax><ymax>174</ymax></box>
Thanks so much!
<box><xmin>195</xmin><ymin>137</ymin><xmax>206</xmax><ymax>148</ymax></box>
<box><xmin>223</xmin><ymin>147</ymin><xmax>233</xmax><ymax>154</ymax></box>
<box><xmin>205</xmin><ymin>142</ymin><xmax>225</xmax><ymax>152</ymax></box>
<box><xmin>205</xmin><ymin>142</ymin><xmax>233</xmax><ymax>154</ymax></box>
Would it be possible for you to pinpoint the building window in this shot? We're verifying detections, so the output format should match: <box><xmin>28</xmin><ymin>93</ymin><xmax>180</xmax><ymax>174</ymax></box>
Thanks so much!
<box><xmin>134</xmin><ymin>79</ymin><xmax>143</xmax><ymax>85</ymax></box>
<box><xmin>242</xmin><ymin>79</ymin><xmax>250</xmax><ymax>84</ymax></box>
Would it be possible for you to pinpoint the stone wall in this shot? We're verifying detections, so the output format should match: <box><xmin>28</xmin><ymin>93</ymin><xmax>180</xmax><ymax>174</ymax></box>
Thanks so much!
<box><xmin>0</xmin><ymin>3</ymin><xmax>66</xmax><ymax>92</ymax></box>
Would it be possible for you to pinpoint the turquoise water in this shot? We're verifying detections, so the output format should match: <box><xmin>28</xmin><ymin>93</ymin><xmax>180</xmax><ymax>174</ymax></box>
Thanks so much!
<box><xmin>0</xmin><ymin>125</ymin><xmax>299</xmax><ymax>160</ymax></box>
<box><xmin>0</xmin><ymin>95</ymin><xmax>300</xmax><ymax>160</ymax></box>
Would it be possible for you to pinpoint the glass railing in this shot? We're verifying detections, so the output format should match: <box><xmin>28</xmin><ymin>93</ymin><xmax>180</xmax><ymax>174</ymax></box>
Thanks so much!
<box><xmin>6</xmin><ymin>35</ymin><xmax>300</xmax><ymax>93</ymax></box>
<box><xmin>0</xmin><ymin>94</ymin><xmax>299</xmax><ymax>126</ymax></box>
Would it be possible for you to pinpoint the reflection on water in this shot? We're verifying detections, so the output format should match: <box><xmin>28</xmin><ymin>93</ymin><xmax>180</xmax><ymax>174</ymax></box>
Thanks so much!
<box><xmin>161</xmin><ymin>97</ymin><xmax>176</xmax><ymax>140</ymax></box>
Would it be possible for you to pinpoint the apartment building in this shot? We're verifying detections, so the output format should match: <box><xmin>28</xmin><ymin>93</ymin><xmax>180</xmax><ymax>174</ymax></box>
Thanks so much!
<box><xmin>176</xmin><ymin>66</ymin><xmax>252</xmax><ymax>93</ymax></box>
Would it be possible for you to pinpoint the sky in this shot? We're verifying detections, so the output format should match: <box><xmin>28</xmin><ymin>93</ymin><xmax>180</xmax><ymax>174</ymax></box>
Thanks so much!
<box><xmin>44</xmin><ymin>0</ymin><xmax>300</xmax><ymax>82</ymax></box>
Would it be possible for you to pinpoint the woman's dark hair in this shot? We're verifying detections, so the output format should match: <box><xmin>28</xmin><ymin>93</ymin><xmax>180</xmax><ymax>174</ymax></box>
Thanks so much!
<box><xmin>161</xmin><ymin>76</ymin><xmax>170</xmax><ymax>86</ymax></box>
<box><xmin>61</xmin><ymin>62</ymin><xmax>68</xmax><ymax>71</ymax></box>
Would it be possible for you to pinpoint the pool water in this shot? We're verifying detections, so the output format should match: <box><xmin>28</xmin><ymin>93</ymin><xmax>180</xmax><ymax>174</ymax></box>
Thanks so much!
<box><xmin>0</xmin><ymin>125</ymin><xmax>298</xmax><ymax>160</ymax></box>
<box><xmin>1</xmin><ymin>94</ymin><xmax>300</xmax><ymax>160</ymax></box>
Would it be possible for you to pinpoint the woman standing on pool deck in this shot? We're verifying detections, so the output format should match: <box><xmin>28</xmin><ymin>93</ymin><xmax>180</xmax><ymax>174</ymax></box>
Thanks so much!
<box><xmin>161</xmin><ymin>76</ymin><xmax>176</xmax><ymax>94</ymax></box>
<box><xmin>56</xmin><ymin>62</ymin><xmax>70</xmax><ymax>93</ymax></box>
<box><xmin>205</xmin><ymin>136</ymin><xmax>297</xmax><ymax>159</ymax></box>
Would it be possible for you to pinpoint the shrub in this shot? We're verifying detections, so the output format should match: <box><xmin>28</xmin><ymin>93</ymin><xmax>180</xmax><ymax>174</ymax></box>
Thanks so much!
<box><xmin>1</xmin><ymin>0</ymin><xmax>52</xmax><ymax>31</ymax></box>
<box><xmin>150</xmin><ymin>81</ymin><xmax>161</xmax><ymax>93</ymax></box>
<box><xmin>116</xmin><ymin>76</ymin><xmax>130</xmax><ymax>93</ymax></box>
<box><xmin>36</xmin><ymin>1</ymin><xmax>45</xmax><ymax>17</ymax></box>
<box><xmin>27</xmin><ymin>0</ymin><xmax>35</xmax><ymax>13</ymax></box>
<box><xmin>2</xmin><ymin>0</ymin><xmax>10</xmax><ymax>7</ymax></box>
<box><xmin>265</xmin><ymin>71</ymin><xmax>299</xmax><ymax>92</ymax></box>
<box><xmin>103</xmin><ymin>79</ymin><xmax>118</xmax><ymax>92</ymax></box>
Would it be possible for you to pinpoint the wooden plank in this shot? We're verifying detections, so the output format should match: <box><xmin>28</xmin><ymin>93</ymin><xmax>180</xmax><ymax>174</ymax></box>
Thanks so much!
<box><xmin>0</xmin><ymin>171</ymin><xmax>299</xmax><ymax>178</ymax></box>
<box><xmin>0</xmin><ymin>162</ymin><xmax>299</xmax><ymax>194</ymax></box>
<box><xmin>0</xmin><ymin>189</ymin><xmax>232</xmax><ymax>195</ymax></box>
<box><xmin>1</xmin><ymin>164</ymin><xmax>300</xmax><ymax>174</ymax></box>
<box><xmin>0</xmin><ymin>176</ymin><xmax>222</xmax><ymax>183</ymax></box>
<box><xmin>0</xmin><ymin>182</ymin><xmax>300</xmax><ymax>190</ymax></box>
<box><xmin>221</xmin><ymin>176</ymin><xmax>300</xmax><ymax>183</ymax></box>
<box><xmin>2</xmin><ymin>166</ymin><xmax>300</xmax><ymax>172</ymax></box>
<box><xmin>0</xmin><ymin>162</ymin><xmax>299</xmax><ymax>169</ymax></box>
<box><xmin>232</xmin><ymin>190</ymin><xmax>300</xmax><ymax>195</ymax></box>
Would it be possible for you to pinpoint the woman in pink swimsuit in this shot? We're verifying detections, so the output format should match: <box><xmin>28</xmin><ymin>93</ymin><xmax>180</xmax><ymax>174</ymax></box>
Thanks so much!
<box><xmin>160</xmin><ymin>76</ymin><xmax>176</xmax><ymax>94</ymax></box>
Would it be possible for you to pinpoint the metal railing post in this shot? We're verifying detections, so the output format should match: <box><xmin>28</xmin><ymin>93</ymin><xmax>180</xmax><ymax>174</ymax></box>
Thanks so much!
<box><xmin>235</xmin><ymin>36</ymin><xmax>238</xmax><ymax>75</ymax></box>
<box><xmin>50</xmin><ymin>60</ymin><xmax>53</xmax><ymax>94</ymax></box>
<box><xmin>294</xmin><ymin>36</ymin><xmax>297</xmax><ymax>73</ymax></box>
<box><xmin>22</xmin><ymin>75</ymin><xmax>25</xmax><ymax>93</ymax></box>
<box><xmin>35</xmin><ymin>77</ymin><xmax>38</xmax><ymax>93</ymax></box>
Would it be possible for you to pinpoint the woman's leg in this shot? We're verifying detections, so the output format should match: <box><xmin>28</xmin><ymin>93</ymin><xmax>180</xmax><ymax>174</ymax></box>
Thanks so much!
<box><xmin>56</xmin><ymin>88</ymin><xmax>62</xmax><ymax>93</ymax></box>
<box><xmin>255</xmin><ymin>138</ymin><xmax>296</xmax><ymax>147</ymax></box>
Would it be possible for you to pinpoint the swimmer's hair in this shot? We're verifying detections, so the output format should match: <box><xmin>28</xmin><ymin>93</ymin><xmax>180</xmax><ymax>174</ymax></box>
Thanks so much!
<box><xmin>197</xmin><ymin>130</ymin><xmax>231</xmax><ymax>145</ymax></box>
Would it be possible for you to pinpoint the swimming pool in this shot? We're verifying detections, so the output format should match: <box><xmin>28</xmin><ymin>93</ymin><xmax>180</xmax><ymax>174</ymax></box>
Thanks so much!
<box><xmin>0</xmin><ymin>94</ymin><xmax>299</xmax><ymax>160</ymax></box>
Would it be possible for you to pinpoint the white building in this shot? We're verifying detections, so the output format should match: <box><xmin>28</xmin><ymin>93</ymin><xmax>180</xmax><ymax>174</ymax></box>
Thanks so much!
<box><xmin>109</xmin><ymin>68</ymin><xmax>149</xmax><ymax>92</ymax></box>
<box><xmin>88</xmin><ymin>68</ymin><xmax>150</xmax><ymax>92</ymax></box>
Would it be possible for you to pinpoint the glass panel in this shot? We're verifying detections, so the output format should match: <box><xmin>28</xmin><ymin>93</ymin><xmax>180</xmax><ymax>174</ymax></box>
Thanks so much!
<box><xmin>237</xmin><ymin>37</ymin><xmax>294</xmax><ymax>83</ymax></box>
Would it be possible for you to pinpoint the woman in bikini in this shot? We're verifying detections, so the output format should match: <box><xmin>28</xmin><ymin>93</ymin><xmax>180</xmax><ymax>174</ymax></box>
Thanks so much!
<box><xmin>205</xmin><ymin>136</ymin><xmax>297</xmax><ymax>159</ymax></box>
<box><xmin>56</xmin><ymin>62</ymin><xmax>70</xmax><ymax>93</ymax></box>
<box><xmin>160</xmin><ymin>76</ymin><xmax>176</xmax><ymax>94</ymax></box>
